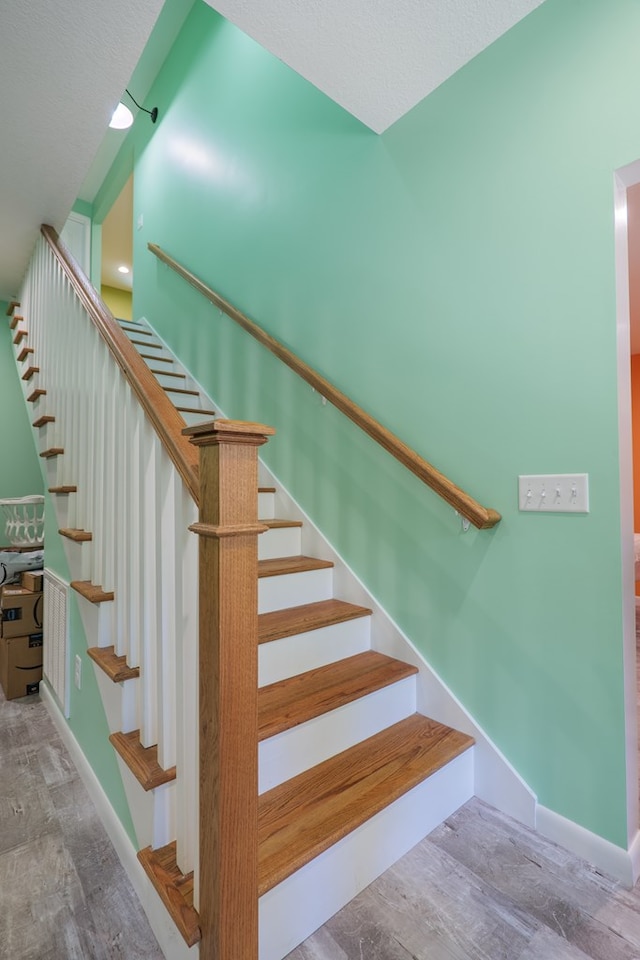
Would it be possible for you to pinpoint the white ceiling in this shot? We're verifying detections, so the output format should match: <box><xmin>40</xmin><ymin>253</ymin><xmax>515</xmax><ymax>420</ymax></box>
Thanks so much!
<box><xmin>207</xmin><ymin>0</ymin><xmax>546</xmax><ymax>134</ymax></box>
<box><xmin>0</xmin><ymin>0</ymin><xmax>546</xmax><ymax>302</ymax></box>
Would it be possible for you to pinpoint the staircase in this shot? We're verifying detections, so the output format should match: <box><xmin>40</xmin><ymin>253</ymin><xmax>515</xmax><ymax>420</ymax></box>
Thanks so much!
<box><xmin>10</xmin><ymin>237</ymin><xmax>485</xmax><ymax>959</ymax></box>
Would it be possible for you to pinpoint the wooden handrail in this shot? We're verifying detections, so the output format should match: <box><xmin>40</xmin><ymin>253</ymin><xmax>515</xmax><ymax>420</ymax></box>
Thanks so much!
<box><xmin>41</xmin><ymin>226</ymin><xmax>200</xmax><ymax>504</ymax></box>
<box><xmin>148</xmin><ymin>243</ymin><xmax>501</xmax><ymax>530</ymax></box>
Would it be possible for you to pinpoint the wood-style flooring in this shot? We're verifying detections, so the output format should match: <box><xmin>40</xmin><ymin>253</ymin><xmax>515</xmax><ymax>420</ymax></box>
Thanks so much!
<box><xmin>0</xmin><ymin>685</ymin><xmax>163</xmax><ymax>960</ymax></box>
<box><xmin>3</xmin><ymin>632</ymin><xmax>640</xmax><ymax>960</ymax></box>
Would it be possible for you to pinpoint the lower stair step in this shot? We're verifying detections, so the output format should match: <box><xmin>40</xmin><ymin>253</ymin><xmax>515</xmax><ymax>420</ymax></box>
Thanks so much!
<box><xmin>258</xmin><ymin>556</ymin><xmax>333</xmax><ymax>578</ymax></box>
<box><xmin>258</xmin><ymin>651</ymin><xmax>417</xmax><ymax>740</ymax></box>
<box><xmin>109</xmin><ymin>730</ymin><xmax>176</xmax><ymax>790</ymax></box>
<box><xmin>59</xmin><ymin>527</ymin><xmax>92</xmax><ymax>542</ymax></box>
<box><xmin>70</xmin><ymin>580</ymin><xmax>114</xmax><ymax>603</ymax></box>
<box><xmin>258</xmin><ymin>598</ymin><xmax>371</xmax><ymax>644</ymax></box>
<box><xmin>138</xmin><ymin>842</ymin><xmax>200</xmax><ymax>947</ymax></box>
<box><xmin>87</xmin><ymin>645</ymin><xmax>139</xmax><ymax>682</ymax></box>
<box><xmin>258</xmin><ymin>713</ymin><xmax>474</xmax><ymax>896</ymax></box>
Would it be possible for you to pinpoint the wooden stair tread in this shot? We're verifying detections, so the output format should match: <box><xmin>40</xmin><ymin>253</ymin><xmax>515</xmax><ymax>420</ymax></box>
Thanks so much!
<box><xmin>163</xmin><ymin>386</ymin><xmax>199</xmax><ymax>397</ymax></box>
<box><xmin>13</xmin><ymin>329</ymin><xmax>27</xmax><ymax>344</ymax></box>
<box><xmin>17</xmin><ymin>346</ymin><xmax>34</xmax><ymax>362</ymax></box>
<box><xmin>176</xmin><ymin>406</ymin><xmax>216</xmax><ymax>416</ymax></box>
<box><xmin>258</xmin><ymin>713</ymin><xmax>474</xmax><ymax>895</ymax></box>
<box><xmin>59</xmin><ymin>527</ymin><xmax>92</xmax><ymax>542</ymax></box>
<box><xmin>87</xmin><ymin>645</ymin><xmax>139</xmax><ymax>682</ymax></box>
<box><xmin>262</xmin><ymin>518</ymin><xmax>303</xmax><ymax>529</ymax></box>
<box><xmin>138</xmin><ymin>843</ymin><xmax>200</xmax><ymax>946</ymax></box>
<box><xmin>22</xmin><ymin>365</ymin><xmax>39</xmax><ymax>380</ymax></box>
<box><xmin>40</xmin><ymin>447</ymin><xmax>63</xmax><ymax>458</ymax></box>
<box><xmin>109</xmin><ymin>730</ymin><xmax>176</xmax><ymax>791</ymax></box>
<box><xmin>141</xmin><ymin>353</ymin><xmax>172</xmax><ymax>362</ymax></box>
<box><xmin>70</xmin><ymin>580</ymin><xmax>114</xmax><ymax>603</ymax></box>
<box><xmin>9</xmin><ymin>312</ymin><xmax>22</xmax><ymax>329</ymax></box>
<box><xmin>120</xmin><ymin>324</ymin><xmax>153</xmax><ymax>336</ymax></box>
<box><xmin>150</xmin><ymin>369</ymin><xmax>185</xmax><ymax>379</ymax></box>
<box><xmin>258</xmin><ymin>486</ymin><xmax>276</xmax><ymax>493</ymax></box>
<box><xmin>258</xmin><ymin>555</ymin><xmax>333</xmax><ymax>578</ymax></box>
<box><xmin>33</xmin><ymin>415</ymin><xmax>55</xmax><ymax>428</ymax></box>
<box><xmin>27</xmin><ymin>388</ymin><xmax>46</xmax><ymax>402</ymax></box>
<box><xmin>130</xmin><ymin>338</ymin><xmax>162</xmax><ymax>348</ymax></box>
<box><xmin>259</xmin><ymin>598</ymin><xmax>372</xmax><ymax>644</ymax></box>
<box><xmin>259</xmin><ymin>651</ymin><xmax>417</xmax><ymax>740</ymax></box>
<box><xmin>49</xmin><ymin>485</ymin><xmax>77</xmax><ymax>494</ymax></box>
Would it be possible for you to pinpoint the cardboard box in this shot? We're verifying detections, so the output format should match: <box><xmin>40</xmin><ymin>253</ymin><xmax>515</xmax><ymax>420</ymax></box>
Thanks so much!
<box><xmin>0</xmin><ymin>587</ymin><xmax>43</xmax><ymax>639</ymax></box>
<box><xmin>21</xmin><ymin>571</ymin><xmax>43</xmax><ymax>593</ymax></box>
<box><xmin>0</xmin><ymin>633</ymin><xmax>43</xmax><ymax>700</ymax></box>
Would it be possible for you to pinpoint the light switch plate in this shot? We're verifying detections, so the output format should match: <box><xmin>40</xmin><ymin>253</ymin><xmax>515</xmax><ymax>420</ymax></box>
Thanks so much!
<box><xmin>518</xmin><ymin>474</ymin><xmax>589</xmax><ymax>513</ymax></box>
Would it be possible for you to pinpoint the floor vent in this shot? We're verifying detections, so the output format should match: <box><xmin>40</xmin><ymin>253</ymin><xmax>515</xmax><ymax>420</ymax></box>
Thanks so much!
<box><xmin>43</xmin><ymin>568</ymin><xmax>70</xmax><ymax>717</ymax></box>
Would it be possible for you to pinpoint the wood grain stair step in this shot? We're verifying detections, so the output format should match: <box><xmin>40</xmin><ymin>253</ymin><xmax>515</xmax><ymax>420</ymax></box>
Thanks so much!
<box><xmin>176</xmin><ymin>406</ymin><xmax>216</xmax><ymax>416</ymax></box>
<box><xmin>49</xmin><ymin>485</ymin><xmax>77</xmax><ymax>494</ymax></box>
<box><xmin>87</xmin><ymin>645</ymin><xmax>139</xmax><ymax>682</ymax></box>
<box><xmin>259</xmin><ymin>486</ymin><xmax>276</xmax><ymax>493</ymax></box>
<box><xmin>27</xmin><ymin>388</ymin><xmax>46</xmax><ymax>402</ymax></box>
<box><xmin>141</xmin><ymin>353</ymin><xmax>173</xmax><ymax>363</ymax></box>
<box><xmin>150</xmin><ymin>369</ymin><xmax>185</xmax><ymax>379</ymax></box>
<box><xmin>262</xmin><ymin>518</ymin><xmax>303</xmax><ymax>530</ymax></box>
<box><xmin>162</xmin><ymin>386</ymin><xmax>199</xmax><ymax>397</ymax></box>
<box><xmin>59</xmin><ymin>527</ymin><xmax>92</xmax><ymax>543</ymax></box>
<box><xmin>22</xmin><ymin>365</ymin><xmax>39</xmax><ymax>380</ymax></box>
<box><xmin>130</xmin><ymin>338</ymin><xmax>162</xmax><ymax>348</ymax></box>
<box><xmin>9</xmin><ymin>312</ymin><xmax>22</xmax><ymax>329</ymax></box>
<box><xmin>33</xmin><ymin>415</ymin><xmax>55</xmax><ymax>428</ymax></box>
<box><xmin>40</xmin><ymin>447</ymin><xmax>63</xmax><ymax>458</ymax></box>
<box><xmin>7</xmin><ymin>301</ymin><xmax>20</xmax><ymax>318</ymax></box>
<box><xmin>258</xmin><ymin>713</ymin><xmax>474</xmax><ymax>895</ymax></box>
<box><xmin>137</xmin><ymin>843</ymin><xmax>200</xmax><ymax>947</ymax></box>
<box><xmin>258</xmin><ymin>555</ymin><xmax>333</xmax><ymax>578</ymax></box>
<box><xmin>259</xmin><ymin>598</ymin><xmax>372</xmax><ymax>644</ymax></box>
<box><xmin>109</xmin><ymin>730</ymin><xmax>176</xmax><ymax>791</ymax></box>
<box><xmin>70</xmin><ymin>580</ymin><xmax>114</xmax><ymax>603</ymax></box>
<box><xmin>13</xmin><ymin>329</ymin><xmax>27</xmax><ymax>345</ymax></box>
<box><xmin>120</xmin><ymin>324</ymin><xmax>153</xmax><ymax>336</ymax></box>
<box><xmin>17</xmin><ymin>346</ymin><xmax>34</xmax><ymax>362</ymax></box>
<box><xmin>259</xmin><ymin>651</ymin><xmax>417</xmax><ymax>741</ymax></box>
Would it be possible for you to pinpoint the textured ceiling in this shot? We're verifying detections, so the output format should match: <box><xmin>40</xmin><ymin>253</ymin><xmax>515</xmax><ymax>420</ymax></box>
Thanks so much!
<box><xmin>0</xmin><ymin>0</ymin><xmax>165</xmax><ymax>301</ymax></box>
<box><xmin>207</xmin><ymin>0</ymin><xmax>546</xmax><ymax>133</ymax></box>
<box><xmin>0</xmin><ymin>0</ymin><xmax>547</xmax><ymax>302</ymax></box>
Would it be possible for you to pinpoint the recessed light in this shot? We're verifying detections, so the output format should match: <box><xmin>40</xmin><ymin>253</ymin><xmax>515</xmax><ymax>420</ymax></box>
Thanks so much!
<box><xmin>118</xmin><ymin>265</ymin><xmax>130</xmax><ymax>275</ymax></box>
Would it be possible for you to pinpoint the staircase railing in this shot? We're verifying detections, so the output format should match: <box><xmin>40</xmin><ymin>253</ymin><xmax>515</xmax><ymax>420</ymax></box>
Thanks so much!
<box><xmin>148</xmin><ymin>242</ymin><xmax>501</xmax><ymax>530</ymax></box>
<box><xmin>18</xmin><ymin>225</ymin><xmax>269</xmax><ymax>956</ymax></box>
<box><xmin>17</xmin><ymin>227</ymin><xmax>201</xmax><ymax>895</ymax></box>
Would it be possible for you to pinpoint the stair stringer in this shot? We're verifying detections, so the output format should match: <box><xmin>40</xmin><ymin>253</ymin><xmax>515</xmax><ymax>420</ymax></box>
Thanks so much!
<box><xmin>255</xmin><ymin>459</ymin><xmax>536</xmax><ymax>829</ymax></box>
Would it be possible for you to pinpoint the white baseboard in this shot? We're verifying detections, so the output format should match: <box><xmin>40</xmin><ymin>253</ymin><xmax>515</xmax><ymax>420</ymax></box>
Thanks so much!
<box><xmin>537</xmin><ymin>803</ymin><xmax>638</xmax><ymax>887</ymax></box>
<box><xmin>40</xmin><ymin>681</ymin><xmax>198</xmax><ymax>960</ymax></box>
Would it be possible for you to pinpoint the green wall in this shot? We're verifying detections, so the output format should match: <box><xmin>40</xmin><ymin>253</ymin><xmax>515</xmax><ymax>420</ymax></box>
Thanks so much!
<box><xmin>0</xmin><ymin>303</ymin><xmax>43</xmax><ymax>505</ymax></box>
<box><xmin>97</xmin><ymin>0</ymin><xmax>640</xmax><ymax>846</ymax></box>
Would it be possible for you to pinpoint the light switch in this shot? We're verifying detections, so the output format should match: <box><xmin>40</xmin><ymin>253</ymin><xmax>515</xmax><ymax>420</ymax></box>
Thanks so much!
<box><xmin>518</xmin><ymin>474</ymin><xmax>589</xmax><ymax>513</ymax></box>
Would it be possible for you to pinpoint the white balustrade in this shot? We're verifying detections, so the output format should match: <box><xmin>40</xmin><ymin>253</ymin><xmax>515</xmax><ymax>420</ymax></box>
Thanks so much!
<box><xmin>15</xmin><ymin>234</ymin><xmax>199</xmax><ymax>872</ymax></box>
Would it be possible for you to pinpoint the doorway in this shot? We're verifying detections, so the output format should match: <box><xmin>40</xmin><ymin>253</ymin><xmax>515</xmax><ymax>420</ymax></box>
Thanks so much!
<box><xmin>614</xmin><ymin>160</ymin><xmax>640</xmax><ymax>853</ymax></box>
<box><xmin>100</xmin><ymin>174</ymin><xmax>134</xmax><ymax>321</ymax></box>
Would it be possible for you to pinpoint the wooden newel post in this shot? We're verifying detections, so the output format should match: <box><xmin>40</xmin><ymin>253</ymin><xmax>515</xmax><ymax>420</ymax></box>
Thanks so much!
<box><xmin>184</xmin><ymin>418</ymin><xmax>275</xmax><ymax>960</ymax></box>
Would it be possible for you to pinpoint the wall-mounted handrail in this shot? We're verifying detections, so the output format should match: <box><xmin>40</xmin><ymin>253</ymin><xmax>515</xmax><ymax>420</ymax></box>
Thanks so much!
<box><xmin>42</xmin><ymin>226</ymin><xmax>200</xmax><ymax>504</ymax></box>
<box><xmin>148</xmin><ymin>242</ymin><xmax>501</xmax><ymax>530</ymax></box>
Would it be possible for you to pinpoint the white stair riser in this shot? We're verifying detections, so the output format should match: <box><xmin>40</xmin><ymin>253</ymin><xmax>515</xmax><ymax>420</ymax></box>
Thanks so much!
<box><xmin>60</xmin><ymin>537</ymin><xmax>90</xmax><ymax>581</ymax></box>
<box><xmin>258</xmin><ymin>748</ymin><xmax>474</xmax><ymax>960</ymax></box>
<box><xmin>259</xmin><ymin>568</ymin><xmax>333</xmax><ymax>614</ymax></box>
<box><xmin>114</xmin><ymin>759</ymin><xmax>177</xmax><ymax>852</ymax></box>
<box><xmin>259</xmin><ymin>616</ymin><xmax>371</xmax><ymax>687</ymax></box>
<box><xmin>258</xmin><ymin>526</ymin><xmax>302</xmax><ymax>560</ymax></box>
<box><xmin>258</xmin><ymin>491</ymin><xmax>275</xmax><ymax>519</ymax></box>
<box><xmin>259</xmin><ymin>676</ymin><xmax>417</xmax><ymax>793</ymax></box>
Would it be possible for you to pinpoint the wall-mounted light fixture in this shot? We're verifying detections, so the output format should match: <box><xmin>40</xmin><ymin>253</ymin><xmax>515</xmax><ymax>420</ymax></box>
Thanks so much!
<box><xmin>109</xmin><ymin>89</ymin><xmax>159</xmax><ymax>130</ymax></box>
